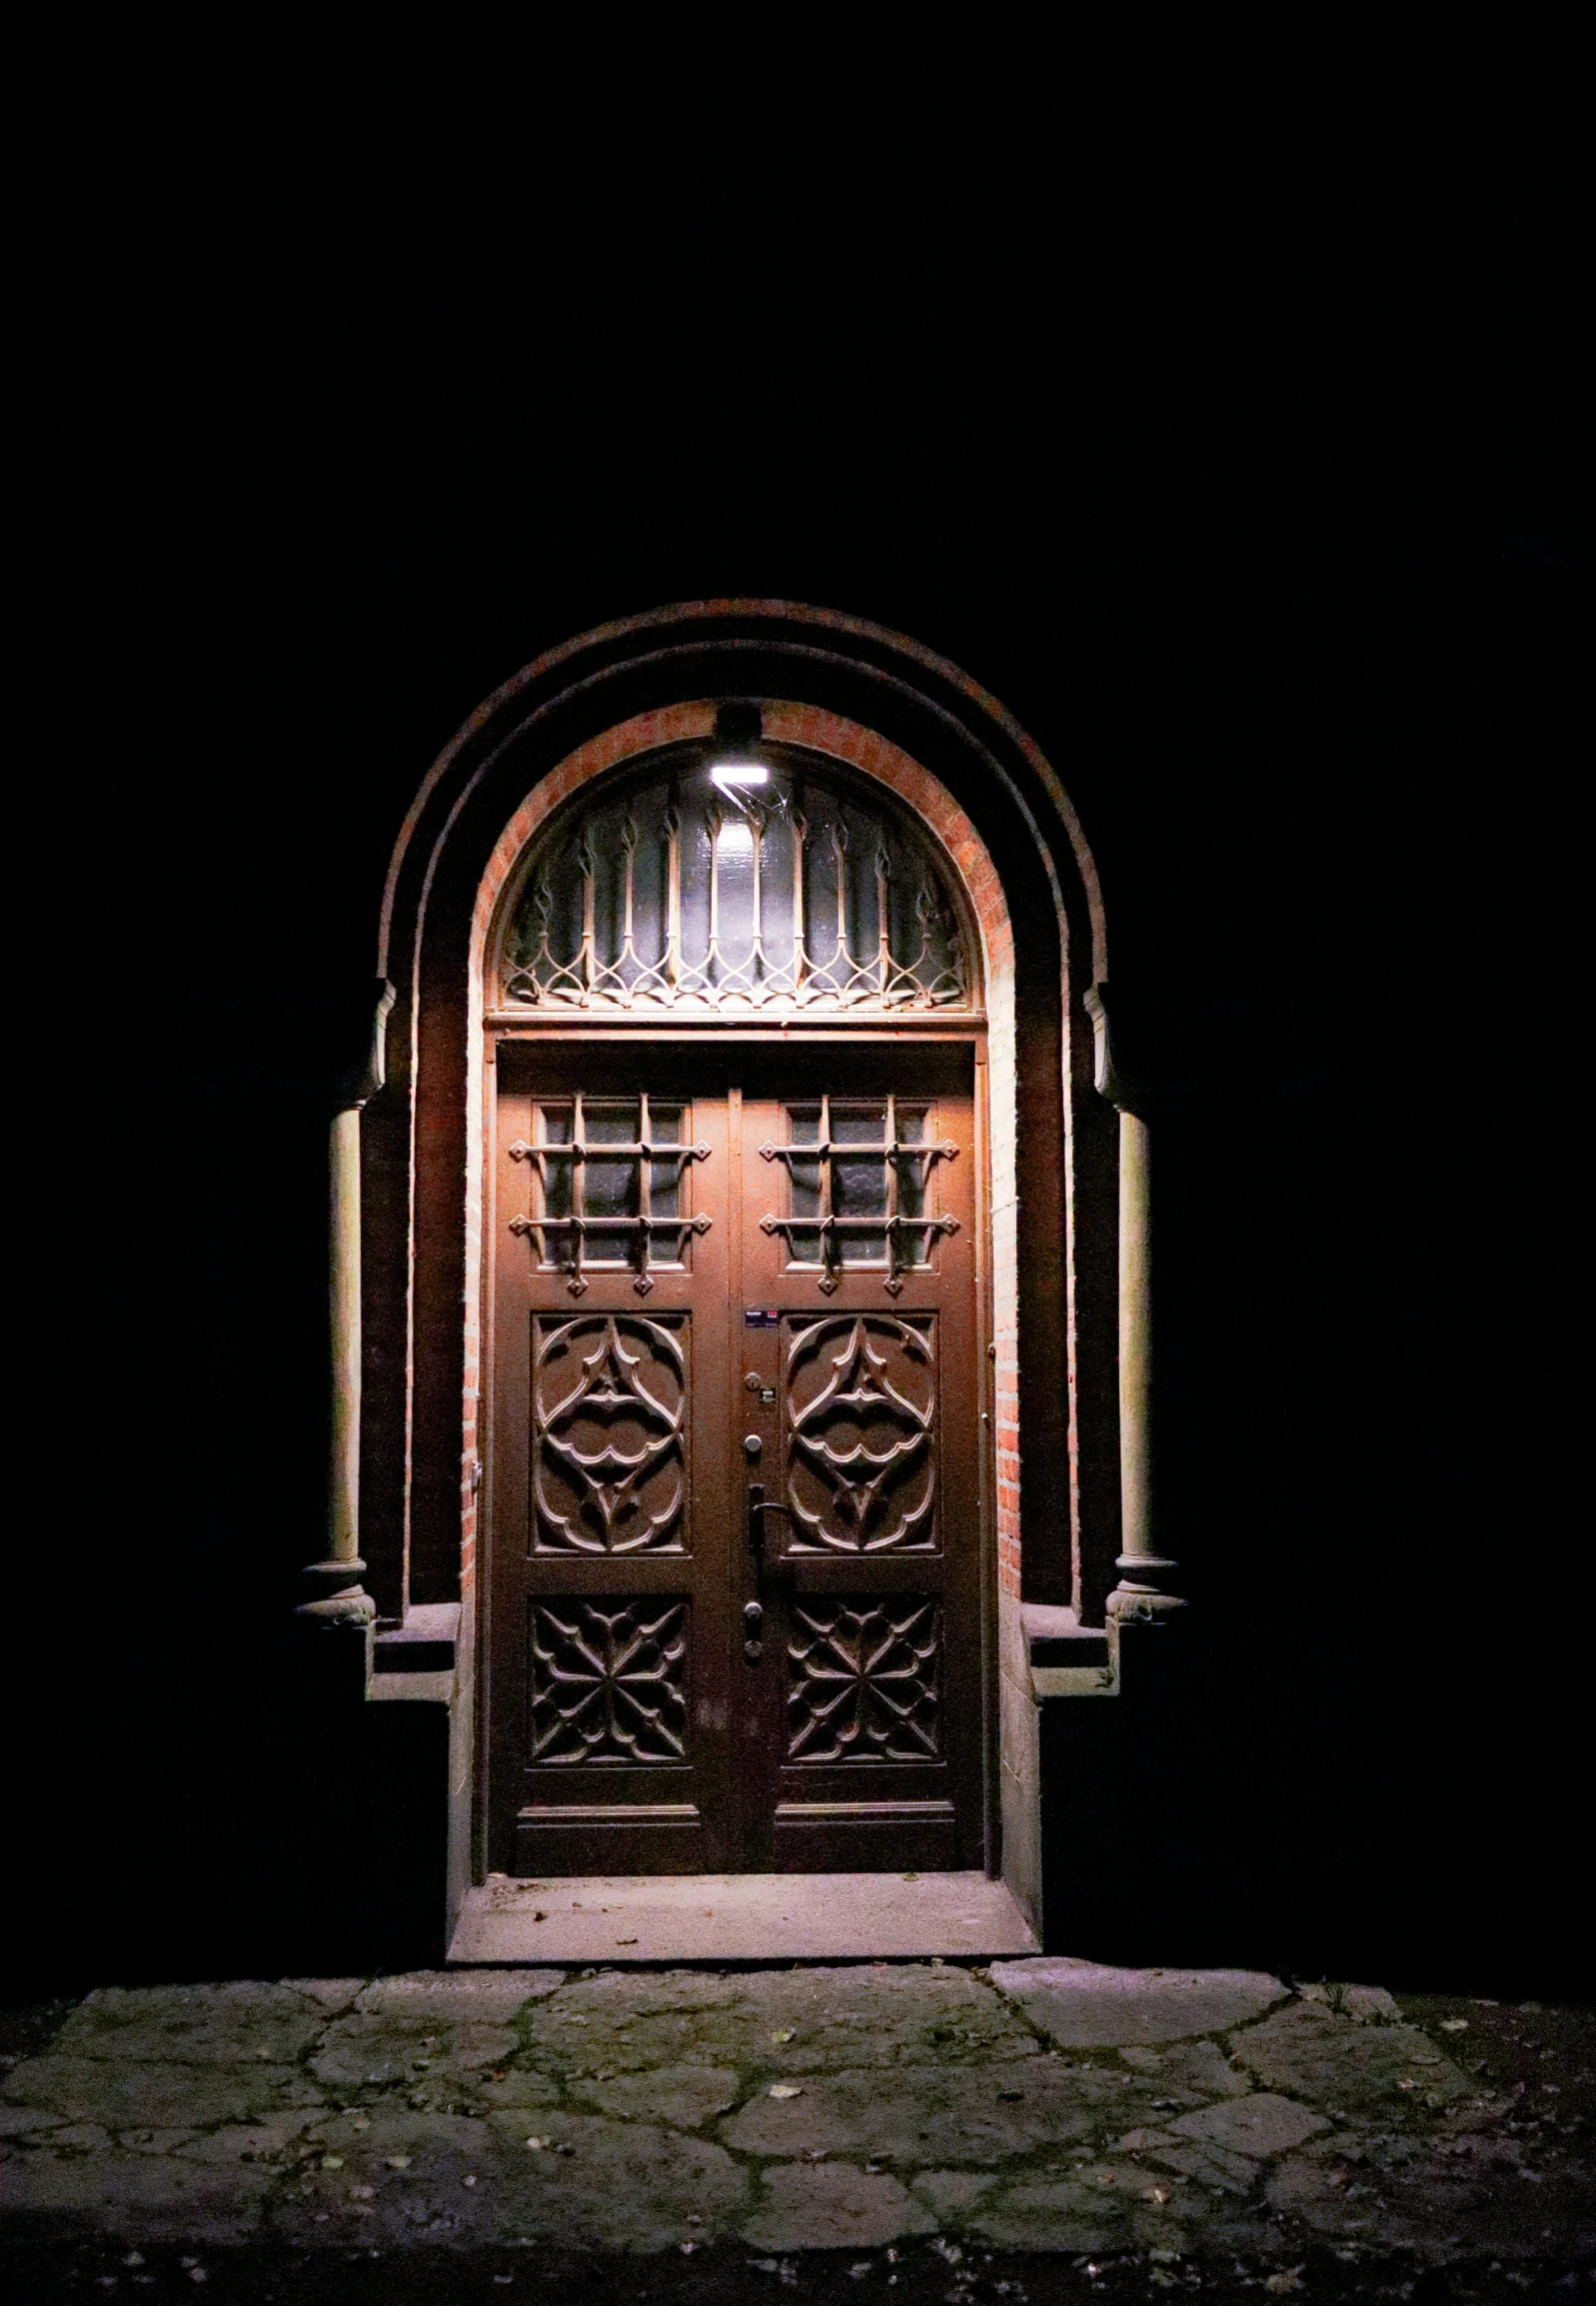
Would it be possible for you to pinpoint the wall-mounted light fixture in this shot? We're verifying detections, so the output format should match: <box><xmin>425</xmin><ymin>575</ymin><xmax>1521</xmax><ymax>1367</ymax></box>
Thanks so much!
<box><xmin>710</xmin><ymin>758</ymin><xmax>768</xmax><ymax>795</ymax></box>
<box><xmin>709</xmin><ymin>699</ymin><xmax>771</xmax><ymax>812</ymax></box>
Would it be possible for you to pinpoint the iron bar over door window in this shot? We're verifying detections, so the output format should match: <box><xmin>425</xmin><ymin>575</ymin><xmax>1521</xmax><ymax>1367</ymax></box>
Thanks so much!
<box><xmin>758</xmin><ymin>1095</ymin><xmax>959</xmax><ymax>1295</ymax></box>
<box><xmin>508</xmin><ymin>1093</ymin><xmax>713</xmax><ymax>1296</ymax></box>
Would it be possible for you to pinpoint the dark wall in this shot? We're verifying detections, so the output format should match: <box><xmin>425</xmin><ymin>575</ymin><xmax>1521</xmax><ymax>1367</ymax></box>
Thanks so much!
<box><xmin>18</xmin><ymin>60</ymin><xmax>1586</xmax><ymax>1992</ymax></box>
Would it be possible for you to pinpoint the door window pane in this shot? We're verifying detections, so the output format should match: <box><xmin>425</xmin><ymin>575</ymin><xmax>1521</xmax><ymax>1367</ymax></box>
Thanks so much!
<box><xmin>830</xmin><ymin>1102</ymin><xmax>888</xmax><ymax>1266</ymax></box>
<box><xmin>535</xmin><ymin>1105</ymin><xmax>575</xmax><ymax>1228</ymax></box>
<box><xmin>582</xmin><ymin>1101</ymin><xmax>640</xmax><ymax>1262</ymax></box>
<box><xmin>894</xmin><ymin>1104</ymin><xmax>931</xmax><ymax>1263</ymax></box>
<box><xmin>650</xmin><ymin>1103</ymin><xmax>687</xmax><ymax>1223</ymax></box>
<box><xmin>783</xmin><ymin>1103</ymin><xmax>824</xmax><ymax>1263</ymax></box>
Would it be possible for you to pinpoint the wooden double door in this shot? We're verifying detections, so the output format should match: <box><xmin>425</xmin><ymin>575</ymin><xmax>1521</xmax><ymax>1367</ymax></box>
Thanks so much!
<box><xmin>488</xmin><ymin>1041</ymin><xmax>985</xmax><ymax>1875</ymax></box>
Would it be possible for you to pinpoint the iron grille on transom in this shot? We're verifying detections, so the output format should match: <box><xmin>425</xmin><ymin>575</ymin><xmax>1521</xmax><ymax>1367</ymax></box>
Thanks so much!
<box><xmin>500</xmin><ymin>747</ymin><xmax>971</xmax><ymax>1015</ymax></box>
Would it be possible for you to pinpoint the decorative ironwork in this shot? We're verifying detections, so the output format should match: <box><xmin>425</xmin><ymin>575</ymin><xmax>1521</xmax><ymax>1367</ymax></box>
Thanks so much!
<box><xmin>785</xmin><ymin>1314</ymin><xmax>937</xmax><ymax>1553</ymax></box>
<box><xmin>787</xmin><ymin>1598</ymin><xmax>942</xmax><ymax>1762</ymax></box>
<box><xmin>501</xmin><ymin>755</ymin><xmax>969</xmax><ymax>1015</ymax></box>
<box><xmin>532</xmin><ymin>1314</ymin><xmax>687</xmax><ymax>1554</ymax></box>
<box><xmin>760</xmin><ymin>1096</ymin><xmax>957</xmax><ymax>1293</ymax></box>
<box><xmin>530</xmin><ymin>1598</ymin><xmax>689</xmax><ymax>1764</ymax></box>
<box><xmin>509</xmin><ymin>1094</ymin><xmax>711</xmax><ymax>1295</ymax></box>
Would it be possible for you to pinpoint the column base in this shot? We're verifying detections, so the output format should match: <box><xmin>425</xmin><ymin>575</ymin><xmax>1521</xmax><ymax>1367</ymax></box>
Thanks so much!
<box><xmin>1107</xmin><ymin>1560</ymin><xmax>1187</xmax><ymax>1624</ymax></box>
<box><xmin>296</xmin><ymin>1557</ymin><xmax>378</xmax><ymax>1626</ymax></box>
<box><xmin>294</xmin><ymin>1562</ymin><xmax>375</xmax><ymax>1707</ymax></box>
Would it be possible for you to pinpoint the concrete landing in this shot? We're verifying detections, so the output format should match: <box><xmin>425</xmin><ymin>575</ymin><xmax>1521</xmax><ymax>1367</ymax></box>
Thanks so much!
<box><xmin>447</xmin><ymin>1869</ymin><xmax>1040</xmax><ymax>1964</ymax></box>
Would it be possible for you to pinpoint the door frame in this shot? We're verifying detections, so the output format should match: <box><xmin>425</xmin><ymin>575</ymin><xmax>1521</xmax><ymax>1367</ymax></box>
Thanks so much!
<box><xmin>479</xmin><ymin>1018</ymin><xmax>999</xmax><ymax>1877</ymax></box>
<box><xmin>358</xmin><ymin>604</ymin><xmax>1146</xmax><ymax>1946</ymax></box>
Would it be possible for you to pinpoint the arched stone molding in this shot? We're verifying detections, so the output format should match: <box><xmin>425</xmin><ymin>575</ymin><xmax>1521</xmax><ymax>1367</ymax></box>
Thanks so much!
<box><xmin>358</xmin><ymin>601</ymin><xmax>1153</xmax><ymax>1924</ymax></box>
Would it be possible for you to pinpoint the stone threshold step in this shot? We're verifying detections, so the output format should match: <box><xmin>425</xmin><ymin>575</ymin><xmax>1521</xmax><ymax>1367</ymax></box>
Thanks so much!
<box><xmin>448</xmin><ymin>1870</ymin><xmax>1039</xmax><ymax>1966</ymax></box>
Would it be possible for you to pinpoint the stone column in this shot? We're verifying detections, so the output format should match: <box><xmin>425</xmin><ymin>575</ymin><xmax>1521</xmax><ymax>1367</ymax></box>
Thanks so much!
<box><xmin>1084</xmin><ymin>988</ymin><xmax>1185</xmax><ymax>1625</ymax></box>
<box><xmin>296</xmin><ymin>984</ymin><xmax>397</xmax><ymax>1671</ymax></box>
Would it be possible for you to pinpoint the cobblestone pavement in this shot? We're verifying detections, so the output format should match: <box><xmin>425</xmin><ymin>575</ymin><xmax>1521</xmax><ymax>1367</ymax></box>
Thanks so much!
<box><xmin>2</xmin><ymin>1959</ymin><xmax>1592</xmax><ymax>2300</ymax></box>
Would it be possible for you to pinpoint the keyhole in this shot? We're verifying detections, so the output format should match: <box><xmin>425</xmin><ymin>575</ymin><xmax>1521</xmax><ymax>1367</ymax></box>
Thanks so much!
<box><xmin>743</xmin><ymin>1433</ymin><xmax>763</xmax><ymax>1460</ymax></box>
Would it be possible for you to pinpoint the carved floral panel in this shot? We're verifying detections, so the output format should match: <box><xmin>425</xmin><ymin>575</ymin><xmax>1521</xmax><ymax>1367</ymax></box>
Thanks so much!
<box><xmin>784</xmin><ymin>1313</ymin><xmax>937</xmax><ymax>1552</ymax></box>
<box><xmin>532</xmin><ymin>1313</ymin><xmax>688</xmax><ymax>1553</ymax></box>
<box><xmin>787</xmin><ymin>1598</ymin><xmax>942</xmax><ymax>1763</ymax></box>
<box><xmin>529</xmin><ymin>1598</ymin><xmax>689</xmax><ymax>1764</ymax></box>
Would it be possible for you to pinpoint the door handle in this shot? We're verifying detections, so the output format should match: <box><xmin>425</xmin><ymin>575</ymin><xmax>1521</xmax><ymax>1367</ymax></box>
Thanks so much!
<box><xmin>747</xmin><ymin>1483</ymin><xmax>792</xmax><ymax>1563</ymax></box>
<box><xmin>747</xmin><ymin>1484</ymin><xmax>793</xmax><ymax>1606</ymax></box>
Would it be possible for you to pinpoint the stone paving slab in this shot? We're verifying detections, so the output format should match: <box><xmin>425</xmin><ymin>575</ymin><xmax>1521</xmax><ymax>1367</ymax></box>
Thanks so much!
<box><xmin>720</xmin><ymin>2054</ymin><xmax>1099</xmax><ymax>2164</ymax></box>
<box><xmin>1232</xmin><ymin>1990</ymin><xmax>1473</xmax><ymax>2114</ymax></box>
<box><xmin>44</xmin><ymin>1982</ymin><xmax>333</xmax><ymax>2067</ymax></box>
<box><xmin>1</xmin><ymin>2056</ymin><xmax>325</xmax><ymax>2130</ymax></box>
<box><xmin>745</xmin><ymin>2159</ymin><xmax>937</xmax><ymax>2250</ymax></box>
<box><xmin>568</xmin><ymin>2061</ymin><xmax>743</xmax><ymax>2128</ymax></box>
<box><xmin>310</xmin><ymin>2012</ymin><xmax>520</xmax><ymax>2090</ymax></box>
<box><xmin>2</xmin><ymin>1959</ymin><xmax>1592</xmax><ymax>2279</ymax></box>
<box><xmin>354</xmin><ymin>1970</ymin><xmax>564</xmax><ymax>2020</ymax></box>
<box><xmin>1167</xmin><ymin>2089</ymin><xmax>1329</xmax><ymax>2156</ymax></box>
<box><xmin>514</xmin><ymin>1960</ymin><xmax>1039</xmax><ymax>2080</ymax></box>
<box><xmin>988</xmin><ymin>1956</ymin><xmax>1289</xmax><ymax>2044</ymax></box>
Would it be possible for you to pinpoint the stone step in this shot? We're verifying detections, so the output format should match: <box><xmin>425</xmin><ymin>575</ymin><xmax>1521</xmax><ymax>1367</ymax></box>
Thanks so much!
<box><xmin>447</xmin><ymin>1870</ymin><xmax>1040</xmax><ymax>1965</ymax></box>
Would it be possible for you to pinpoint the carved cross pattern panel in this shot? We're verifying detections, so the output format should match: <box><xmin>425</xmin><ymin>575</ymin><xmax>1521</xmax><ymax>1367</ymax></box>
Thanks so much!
<box><xmin>509</xmin><ymin>1094</ymin><xmax>711</xmax><ymax>1295</ymax></box>
<box><xmin>529</xmin><ymin>1599</ymin><xmax>689</xmax><ymax>1764</ymax></box>
<box><xmin>532</xmin><ymin>1313</ymin><xmax>688</xmax><ymax>1554</ymax></box>
<box><xmin>787</xmin><ymin>1598</ymin><xmax>942</xmax><ymax>1763</ymax></box>
<box><xmin>760</xmin><ymin>1096</ymin><xmax>957</xmax><ymax>1293</ymax></box>
<box><xmin>785</xmin><ymin>1313</ymin><xmax>937</xmax><ymax>1552</ymax></box>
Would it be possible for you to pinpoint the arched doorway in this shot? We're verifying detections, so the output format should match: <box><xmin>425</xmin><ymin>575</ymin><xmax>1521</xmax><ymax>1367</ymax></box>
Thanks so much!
<box><xmin>327</xmin><ymin>604</ymin><xmax>1172</xmax><ymax>1952</ymax></box>
<box><xmin>481</xmin><ymin>712</ymin><xmax>995</xmax><ymax>1876</ymax></box>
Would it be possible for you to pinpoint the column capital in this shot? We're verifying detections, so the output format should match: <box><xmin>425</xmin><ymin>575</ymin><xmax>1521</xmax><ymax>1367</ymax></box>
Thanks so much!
<box><xmin>1084</xmin><ymin>983</ymin><xmax>1156</xmax><ymax>1118</ymax></box>
<box><xmin>329</xmin><ymin>980</ymin><xmax>397</xmax><ymax>1115</ymax></box>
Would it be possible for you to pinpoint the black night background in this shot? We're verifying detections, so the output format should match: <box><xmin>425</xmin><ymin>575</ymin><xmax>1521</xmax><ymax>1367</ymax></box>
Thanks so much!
<box><xmin>13</xmin><ymin>44</ymin><xmax>1588</xmax><ymax>2008</ymax></box>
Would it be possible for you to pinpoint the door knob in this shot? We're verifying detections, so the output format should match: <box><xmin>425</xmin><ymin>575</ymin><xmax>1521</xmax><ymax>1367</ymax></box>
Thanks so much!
<box><xmin>744</xmin><ymin>1432</ymin><xmax>763</xmax><ymax>1460</ymax></box>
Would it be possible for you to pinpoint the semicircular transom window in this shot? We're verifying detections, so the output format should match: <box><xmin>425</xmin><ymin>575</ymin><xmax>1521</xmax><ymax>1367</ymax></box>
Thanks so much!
<box><xmin>500</xmin><ymin>745</ymin><xmax>974</xmax><ymax>1016</ymax></box>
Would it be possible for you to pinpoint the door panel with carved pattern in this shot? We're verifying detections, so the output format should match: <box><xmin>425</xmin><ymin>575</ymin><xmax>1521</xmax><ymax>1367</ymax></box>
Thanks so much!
<box><xmin>491</xmin><ymin>1051</ymin><xmax>735</xmax><ymax>1874</ymax></box>
<box><xmin>737</xmin><ymin>1051</ymin><xmax>981</xmax><ymax>1870</ymax></box>
<box><xmin>489</xmin><ymin>1043</ymin><xmax>982</xmax><ymax>1875</ymax></box>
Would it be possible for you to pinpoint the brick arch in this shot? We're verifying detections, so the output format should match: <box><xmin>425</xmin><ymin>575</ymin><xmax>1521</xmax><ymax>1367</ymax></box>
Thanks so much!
<box><xmin>378</xmin><ymin>600</ymin><xmax>1106</xmax><ymax>987</ymax></box>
